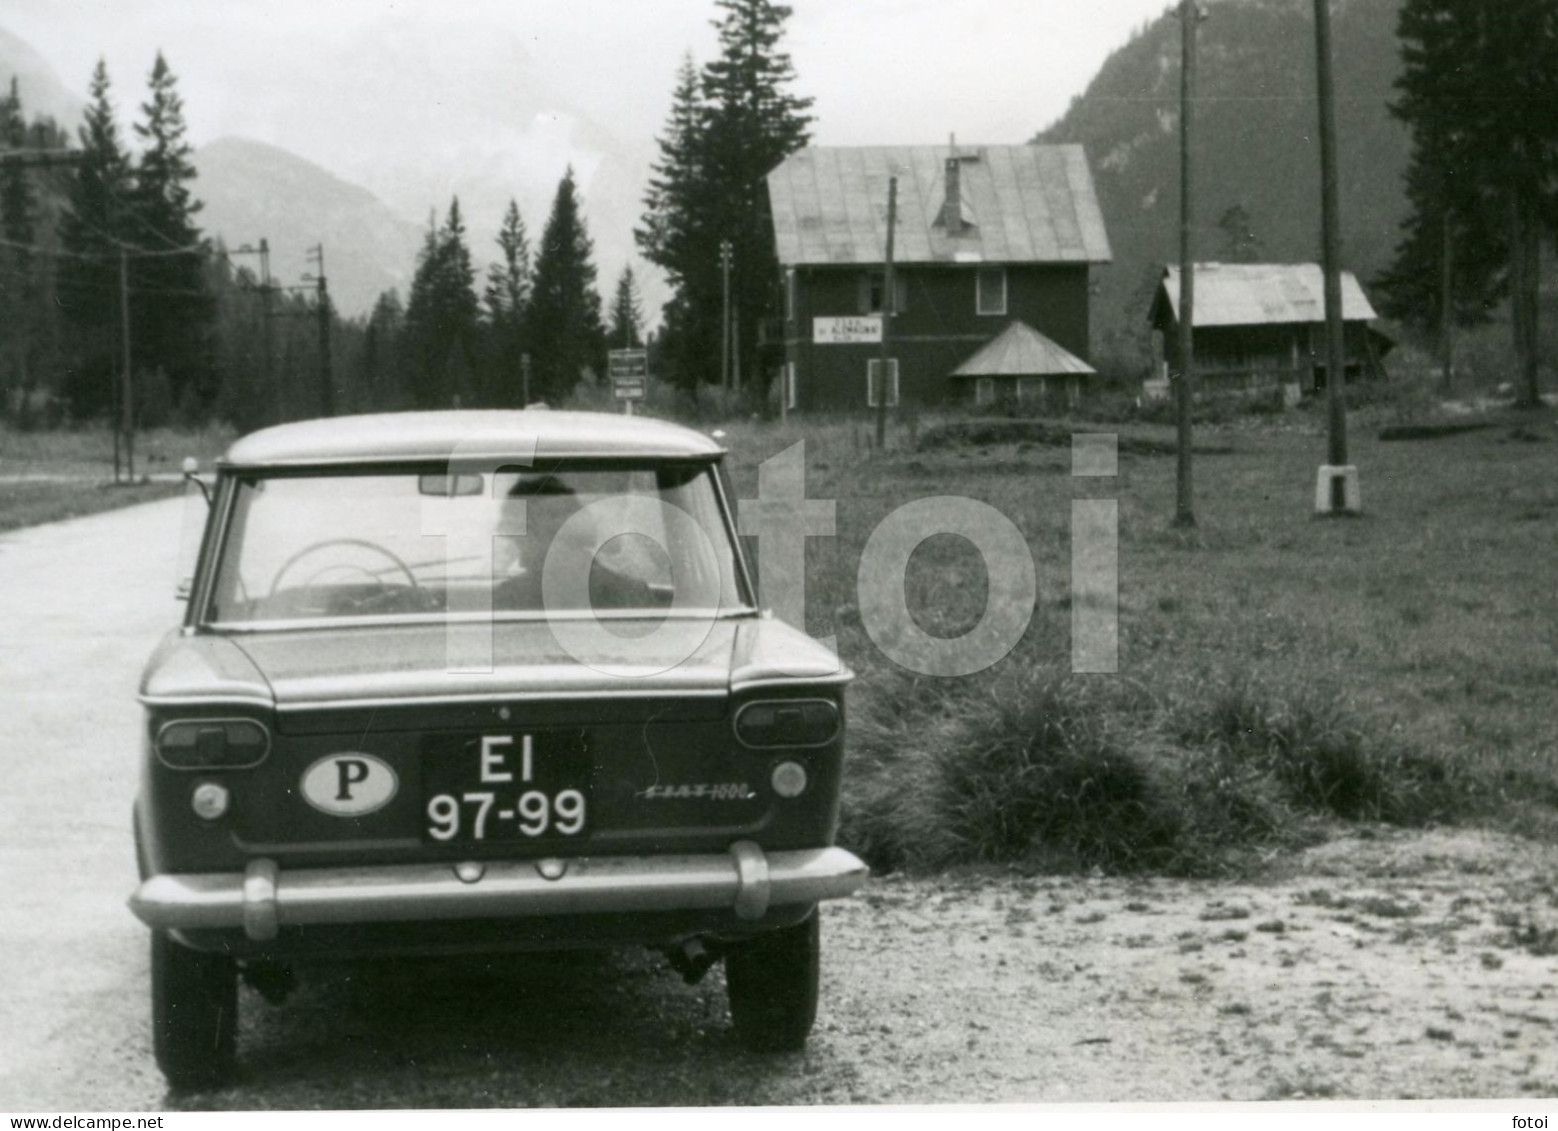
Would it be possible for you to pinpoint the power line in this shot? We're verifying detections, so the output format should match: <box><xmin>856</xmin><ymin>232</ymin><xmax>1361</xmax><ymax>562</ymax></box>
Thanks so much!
<box><xmin>0</xmin><ymin>235</ymin><xmax>202</xmax><ymax>260</ymax></box>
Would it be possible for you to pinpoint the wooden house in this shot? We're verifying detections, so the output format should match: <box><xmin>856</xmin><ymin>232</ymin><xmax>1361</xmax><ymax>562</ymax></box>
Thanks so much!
<box><xmin>1149</xmin><ymin>263</ymin><xmax>1390</xmax><ymax>396</ymax></box>
<box><xmin>764</xmin><ymin>144</ymin><xmax>1112</xmax><ymax>410</ymax></box>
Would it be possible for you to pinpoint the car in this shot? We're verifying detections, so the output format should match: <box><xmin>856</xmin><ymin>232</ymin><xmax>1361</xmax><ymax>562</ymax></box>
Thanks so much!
<box><xmin>130</xmin><ymin>409</ymin><xmax>867</xmax><ymax>1088</ymax></box>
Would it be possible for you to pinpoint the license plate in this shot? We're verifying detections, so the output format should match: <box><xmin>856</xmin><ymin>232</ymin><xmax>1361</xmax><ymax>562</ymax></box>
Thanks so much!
<box><xmin>422</xmin><ymin>732</ymin><xmax>591</xmax><ymax>842</ymax></box>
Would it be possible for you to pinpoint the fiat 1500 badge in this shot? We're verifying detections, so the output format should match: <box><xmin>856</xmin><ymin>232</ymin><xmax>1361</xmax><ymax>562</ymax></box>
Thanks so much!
<box><xmin>131</xmin><ymin>410</ymin><xmax>866</xmax><ymax>1087</ymax></box>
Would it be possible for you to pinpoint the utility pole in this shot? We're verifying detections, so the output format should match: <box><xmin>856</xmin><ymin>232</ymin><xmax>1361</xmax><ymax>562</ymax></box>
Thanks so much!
<box><xmin>306</xmin><ymin>243</ymin><xmax>334</xmax><ymax>416</ymax></box>
<box><xmin>119</xmin><ymin>246</ymin><xmax>135</xmax><ymax>482</ymax></box>
<box><xmin>875</xmin><ymin>176</ymin><xmax>898</xmax><ymax>450</ymax></box>
<box><xmin>1440</xmin><ymin>208</ymin><xmax>1455</xmax><ymax>392</ymax></box>
<box><xmin>1174</xmin><ymin>0</ymin><xmax>1201</xmax><ymax>528</ymax></box>
<box><xmin>720</xmin><ymin>239</ymin><xmax>733</xmax><ymax>406</ymax></box>
<box><xmin>1313</xmin><ymin>0</ymin><xmax>1357</xmax><ymax>513</ymax></box>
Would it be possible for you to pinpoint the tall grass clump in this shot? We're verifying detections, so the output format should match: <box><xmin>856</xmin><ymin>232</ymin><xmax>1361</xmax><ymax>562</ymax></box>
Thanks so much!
<box><xmin>1170</xmin><ymin>677</ymin><xmax>1464</xmax><ymax>825</ymax></box>
<box><xmin>837</xmin><ymin>668</ymin><xmax>1473</xmax><ymax>878</ymax></box>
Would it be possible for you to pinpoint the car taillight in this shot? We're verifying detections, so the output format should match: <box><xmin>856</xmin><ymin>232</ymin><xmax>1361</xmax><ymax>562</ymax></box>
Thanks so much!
<box><xmin>156</xmin><ymin>719</ymin><xmax>271</xmax><ymax>769</ymax></box>
<box><xmin>734</xmin><ymin>700</ymin><xmax>839</xmax><ymax>748</ymax></box>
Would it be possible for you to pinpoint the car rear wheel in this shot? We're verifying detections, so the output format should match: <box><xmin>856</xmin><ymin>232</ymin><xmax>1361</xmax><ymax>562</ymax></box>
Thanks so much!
<box><xmin>151</xmin><ymin>931</ymin><xmax>237</xmax><ymax>1089</ymax></box>
<box><xmin>725</xmin><ymin>911</ymin><xmax>820</xmax><ymax>1051</ymax></box>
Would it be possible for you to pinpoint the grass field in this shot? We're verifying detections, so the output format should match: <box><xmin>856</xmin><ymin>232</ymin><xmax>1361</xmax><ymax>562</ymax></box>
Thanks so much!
<box><xmin>0</xmin><ymin>424</ymin><xmax>233</xmax><ymax>533</ymax></box>
<box><xmin>5</xmin><ymin>406</ymin><xmax>1554</xmax><ymax>874</ymax></box>
<box><xmin>714</xmin><ymin>405</ymin><xmax>1558</xmax><ymax>874</ymax></box>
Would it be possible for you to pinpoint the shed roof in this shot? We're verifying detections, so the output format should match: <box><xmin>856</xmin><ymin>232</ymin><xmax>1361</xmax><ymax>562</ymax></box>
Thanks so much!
<box><xmin>951</xmin><ymin>321</ymin><xmax>1096</xmax><ymax>378</ymax></box>
<box><xmin>221</xmin><ymin>410</ymin><xmax>725</xmax><ymax>468</ymax></box>
<box><xmin>1154</xmin><ymin>263</ymin><xmax>1377</xmax><ymax>328</ymax></box>
<box><xmin>767</xmin><ymin>145</ymin><xmax>1112</xmax><ymax>267</ymax></box>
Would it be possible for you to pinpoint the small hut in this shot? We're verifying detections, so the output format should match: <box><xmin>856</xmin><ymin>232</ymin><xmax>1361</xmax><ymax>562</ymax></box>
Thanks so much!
<box><xmin>951</xmin><ymin>320</ymin><xmax>1096</xmax><ymax>409</ymax></box>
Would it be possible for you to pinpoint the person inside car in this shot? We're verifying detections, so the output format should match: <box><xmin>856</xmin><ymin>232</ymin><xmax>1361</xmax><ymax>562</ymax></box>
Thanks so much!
<box><xmin>491</xmin><ymin>475</ymin><xmax>652</xmax><ymax>612</ymax></box>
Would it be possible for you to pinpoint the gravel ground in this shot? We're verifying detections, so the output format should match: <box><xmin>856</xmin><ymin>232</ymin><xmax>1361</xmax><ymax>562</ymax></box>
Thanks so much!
<box><xmin>148</xmin><ymin>826</ymin><xmax>1558</xmax><ymax>1108</ymax></box>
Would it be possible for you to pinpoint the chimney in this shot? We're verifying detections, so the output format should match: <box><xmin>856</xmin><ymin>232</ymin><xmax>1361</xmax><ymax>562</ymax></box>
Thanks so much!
<box><xmin>940</xmin><ymin>156</ymin><xmax>964</xmax><ymax>235</ymax></box>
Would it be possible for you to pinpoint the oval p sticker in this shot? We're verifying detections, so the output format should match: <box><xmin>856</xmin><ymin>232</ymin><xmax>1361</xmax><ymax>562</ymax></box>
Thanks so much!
<box><xmin>301</xmin><ymin>753</ymin><xmax>398</xmax><ymax>817</ymax></box>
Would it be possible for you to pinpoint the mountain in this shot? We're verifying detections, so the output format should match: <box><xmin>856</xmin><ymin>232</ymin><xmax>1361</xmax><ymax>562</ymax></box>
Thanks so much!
<box><xmin>0</xmin><ymin>25</ymin><xmax>83</xmax><ymax>129</ymax></box>
<box><xmin>193</xmin><ymin>138</ymin><xmax>424</xmax><ymax>319</ymax></box>
<box><xmin>1039</xmin><ymin>0</ymin><xmax>1412</xmax><ymax>357</ymax></box>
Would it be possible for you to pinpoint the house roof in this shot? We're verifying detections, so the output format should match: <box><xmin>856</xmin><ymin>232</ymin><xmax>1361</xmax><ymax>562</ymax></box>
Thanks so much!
<box><xmin>767</xmin><ymin>145</ymin><xmax>1112</xmax><ymax>267</ymax></box>
<box><xmin>1154</xmin><ymin>263</ymin><xmax>1377</xmax><ymax>328</ymax></box>
<box><xmin>951</xmin><ymin>321</ymin><xmax>1096</xmax><ymax>378</ymax></box>
<box><xmin>221</xmin><ymin>410</ymin><xmax>725</xmax><ymax>468</ymax></box>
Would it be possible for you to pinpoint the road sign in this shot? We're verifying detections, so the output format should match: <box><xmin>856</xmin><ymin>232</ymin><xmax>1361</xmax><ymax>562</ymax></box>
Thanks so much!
<box><xmin>609</xmin><ymin>349</ymin><xmax>648</xmax><ymax>401</ymax></box>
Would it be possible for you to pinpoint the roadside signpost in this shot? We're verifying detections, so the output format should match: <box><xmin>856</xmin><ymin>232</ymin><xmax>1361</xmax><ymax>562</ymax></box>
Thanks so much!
<box><xmin>609</xmin><ymin>348</ymin><xmax>649</xmax><ymax>414</ymax></box>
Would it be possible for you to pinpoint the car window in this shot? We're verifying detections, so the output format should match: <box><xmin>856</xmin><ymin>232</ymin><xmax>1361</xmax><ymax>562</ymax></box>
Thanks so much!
<box><xmin>206</xmin><ymin>464</ymin><xmax>746</xmax><ymax>625</ymax></box>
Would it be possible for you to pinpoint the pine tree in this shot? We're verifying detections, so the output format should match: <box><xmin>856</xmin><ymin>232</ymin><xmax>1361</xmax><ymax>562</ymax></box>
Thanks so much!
<box><xmin>403</xmin><ymin>199</ymin><xmax>479</xmax><ymax>407</ymax></box>
<box><xmin>609</xmin><ymin>266</ymin><xmax>644</xmax><ymax>349</ymax></box>
<box><xmin>699</xmin><ymin>0</ymin><xmax>814</xmax><ymax>405</ymax></box>
<box><xmin>528</xmin><ymin>168</ymin><xmax>605</xmax><ymax>402</ymax></box>
<box><xmin>1215</xmin><ymin>204</ymin><xmax>1261</xmax><ymax>263</ymax></box>
<box><xmin>636</xmin><ymin>54</ymin><xmax>716</xmax><ymax>392</ymax></box>
<box><xmin>58</xmin><ymin>60</ymin><xmax>135</xmax><ymax>417</ymax></box>
<box><xmin>129</xmin><ymin>52</ymin><xmax>212</xmax><ymax>412</ymax></box>
<box><xmin>636</xmin><ymin>4</ymin><xmax>814</xmax><ymax>403</ymax></box>
<box><xmin>483</xmin><ymin>199</ymin><xmax>531</xmax><ymax>405</ymax></box>
<box><xmin>0</xmin><ymin>77</ymin><xmax>40</xmax><ymax>419</ymax></box>
<box><xmin>1386</xmin><ymin>0</ymin><xmax>1558</xmax><ymax>404</ymax></box>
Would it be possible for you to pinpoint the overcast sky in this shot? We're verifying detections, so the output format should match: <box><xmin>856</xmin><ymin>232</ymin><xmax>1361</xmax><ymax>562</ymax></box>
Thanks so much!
<box><xmin>4</xmin><ymin>1</ymin><xmax>1176</xmax><ymax>314</ymax></box>
<box><xmin>7</xmin><ymin>0</ymin><xmax>1172</xmax><ymax>165</ymax></box>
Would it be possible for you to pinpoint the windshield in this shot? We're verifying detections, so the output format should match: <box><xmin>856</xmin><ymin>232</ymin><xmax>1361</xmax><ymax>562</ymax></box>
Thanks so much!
<box><xmin>205</xmin><ymin>463</ymin><xmax>748</xmax><ymax>626</ymax></box>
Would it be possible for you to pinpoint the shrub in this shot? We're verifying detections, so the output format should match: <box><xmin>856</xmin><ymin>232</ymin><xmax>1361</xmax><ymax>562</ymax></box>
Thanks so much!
<box><xmin>837</xmin><ymin>667</ymin><xmax>1469</xmax><ymax>878</ymax></box>
<box><xmin>1173</xmin><ymin>678</ymin><xmax>1462</xmax><ymax>825</ymax></box>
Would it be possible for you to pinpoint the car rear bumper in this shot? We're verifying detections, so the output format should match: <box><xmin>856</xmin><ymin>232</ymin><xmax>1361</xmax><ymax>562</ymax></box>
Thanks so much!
<box><xmin>129</xmin><ymin>842</ymin><xmax>869</xmax><ymax>943</ymax></box>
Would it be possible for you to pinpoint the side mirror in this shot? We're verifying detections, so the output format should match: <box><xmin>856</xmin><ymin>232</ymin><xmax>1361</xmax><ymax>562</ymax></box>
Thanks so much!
<box><xmin>182</xmin><ymin>456</ymin><xmax>212</xmax><ymax>506</ymax></box>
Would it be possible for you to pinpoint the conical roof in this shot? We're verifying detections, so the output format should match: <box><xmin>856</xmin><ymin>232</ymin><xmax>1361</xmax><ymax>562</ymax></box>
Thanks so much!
<box><xmin>952</xmin><ymin>320</ymin><xmax>1096</xmax><ymax>378</ymax></box>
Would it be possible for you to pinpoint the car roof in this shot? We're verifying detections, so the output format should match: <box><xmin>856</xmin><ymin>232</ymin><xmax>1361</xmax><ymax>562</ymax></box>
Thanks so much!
<box><xmin>219</xmin><ymin>410</ymin><xmax>726</xmax><ymax>468</ymax></box>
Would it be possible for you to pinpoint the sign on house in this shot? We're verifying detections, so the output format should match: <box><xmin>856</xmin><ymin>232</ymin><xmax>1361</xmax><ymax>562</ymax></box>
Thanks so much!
<box><xmin>608</xmin><ymin>349</ymin><xmax>648</xmax><ymax>401</ymax></box>
<box><xmin>813</xmin><ymin>316</ymin><xmax>883</xmax><ymax>345</ymax></box>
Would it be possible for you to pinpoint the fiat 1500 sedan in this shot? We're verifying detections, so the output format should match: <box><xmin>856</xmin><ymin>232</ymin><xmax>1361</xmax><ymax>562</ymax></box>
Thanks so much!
<box><xmin>130</xmin><ymin>410</ymin><xmax>867</xmax><ymax>1087</ymax></box>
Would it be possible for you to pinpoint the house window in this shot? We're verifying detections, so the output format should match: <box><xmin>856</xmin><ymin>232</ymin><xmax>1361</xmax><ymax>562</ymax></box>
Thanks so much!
<box><xmin>1018</xmin><ymin>376</ymin><xmax>1042</xmax><ymax>403</ymax></box>
<box><xmin>975</xmin><ymin>377</ymin><xmax>995</xmax><ymax>407</ymax></box>
<box><xmin>858</xmin><ymin>272</ymin><xmax>908</xmax><ymax>315</ymax></box>
<box><xmin>866</xmin><ymin>358</ymin><xmax>900</xmax><ymax>407</ymax></box>
<box><xmin>785</xmin><ymin>361</ymin><xmax>797</xmax><ymax>410</ymax></box>
<box><xmin>976</xmin><ymin>267</ymin><xmax>1007</xmax><ymax>316</ymax></box>
<box><xmin>784</xmin><ymin>269</ymin><xmax>796</xmax><ymax>323</ymax></box>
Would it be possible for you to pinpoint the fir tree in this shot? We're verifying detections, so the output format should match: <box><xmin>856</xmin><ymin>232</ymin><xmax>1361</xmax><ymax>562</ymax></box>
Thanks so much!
<box><xmin>58</xmin><ymin>60</ymin><xmax>135</xmax><ymax>417</ymax></box>
<box><xmin>129</xmin><ymin>52</ymin><xmax>213</xmax><ymax>411</ymax></box>
<box><xmin>636</xmin><ymin>53</ymin><xmax>715</xmax><ymax>392</ymax></box>
<box><xmin>1215</xmin><ymin>204</ymin><xmax>1261</xmax><ymax>263</ymax></box>
<box><xmin>1385</xmin><ymin>0</ymin><xmax>1558</xmax><ymax>404</ymax></box>
<box><xmin>483</xmin><ymin>199</ymin><xmax>531</xmax><ymax>405</ymax></box>
<box><xmin>528</xmin><ymin>168</ymin><xmax>605</xmax><ymax>402</ymax></box>
<box><xmin>636</xmin><ymin>3</ymin><xmax>813</xmax><ymax>402</ymax></box>
<box><xmin>609</xmin><ymin>266</ymin><xmax>644</xmax><ymax>349</ymax></box>
<box><xmin>403</xmin><ymin>199</ymin><xmax>479</xmax><ymax>407</ymax></box>
<box><xmin>699</xmin><ymin>0</ymin><xmax>814</xmax><ymax>404</ymax></box>
<box><xmin>0</xmin><ymin>77</ymin><xmax>40</xmax><ymax>418</ymax></box>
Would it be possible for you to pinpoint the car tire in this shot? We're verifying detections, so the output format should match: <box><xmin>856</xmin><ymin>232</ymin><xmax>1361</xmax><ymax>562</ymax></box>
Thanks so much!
<box><xmin>151</xmin><ymin>931</ymin><xmax>237</xmax><ymax>1090</ymax></box>
<box><xmin>725</xmin><ymin>910</ymin><xmax>820</xmax><ymax>1052</ymax></box>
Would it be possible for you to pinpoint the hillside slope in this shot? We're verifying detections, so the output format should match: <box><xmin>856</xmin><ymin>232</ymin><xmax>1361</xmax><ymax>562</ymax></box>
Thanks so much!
<box><xmin>194</xmin><ymin>137</ymin><xmax>423</xmax><ymax>319</ymax></box>
<box><xmin>1040</xmin><ymin>0</ymin><xmax>1410</xmax><ymax>358</ymax></box>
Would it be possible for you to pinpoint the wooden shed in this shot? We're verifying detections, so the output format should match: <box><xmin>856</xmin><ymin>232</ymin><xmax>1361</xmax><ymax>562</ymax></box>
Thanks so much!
<box><xmin>1149</xmin><ymin>262</ymin><xmax>1389</xmax><ymax>395</ymax></box>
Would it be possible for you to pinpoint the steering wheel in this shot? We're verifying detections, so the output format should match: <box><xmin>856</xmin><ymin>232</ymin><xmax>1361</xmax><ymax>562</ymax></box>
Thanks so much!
<box><xmin>268</xmin><ymin>538</ymin><xmax>420</xmax><ymax>598</ymax></box>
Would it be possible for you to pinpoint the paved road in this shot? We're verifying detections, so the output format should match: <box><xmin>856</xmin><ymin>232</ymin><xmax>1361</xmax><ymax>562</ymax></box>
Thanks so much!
<box><xmin>0</xmin><ymin>497</ymin><xmax>192</xmax><ymax>1108</ymax></box>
